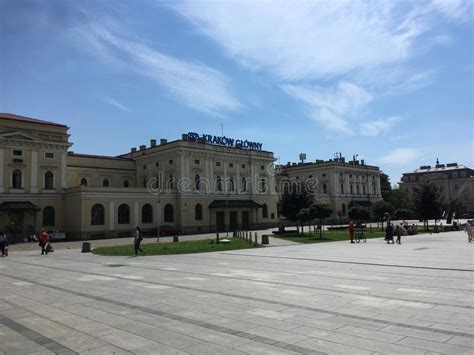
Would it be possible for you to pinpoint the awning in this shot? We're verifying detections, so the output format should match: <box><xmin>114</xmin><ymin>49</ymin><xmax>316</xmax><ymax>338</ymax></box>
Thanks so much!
<box><xmin>209</xmin><ymin>200</ymin><xmax>262</xmax><ymax>209</ymax></box>
<box><xmin>0</xmin><ymin>201</ymin><xmax>41</xmax><ymax>212</ymax></box>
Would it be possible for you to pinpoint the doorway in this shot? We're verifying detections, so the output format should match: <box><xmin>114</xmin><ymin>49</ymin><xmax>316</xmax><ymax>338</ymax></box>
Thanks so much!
<box><xmin>242</xmin><ymin>211</ymin><xmax>250</xmax><ymax>230</ymax></box>
<box><xmin>216</xmin><ymin>211</ymin><xmax>225</xmax><ymax>232</ymax></box>
<box><xmin>230</xmin><ymin>211</ymin><xmax>238</xmax><ymax>230</ymax></box>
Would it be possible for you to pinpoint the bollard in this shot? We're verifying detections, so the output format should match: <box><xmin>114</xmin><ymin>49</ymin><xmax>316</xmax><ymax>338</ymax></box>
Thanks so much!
<box><xmin>216</xmin><ymin>233</ymin><xmax>220</xmax><ymax>244</ymax></box>
<box><xmin>254</xmin><ymin>232</ymin><xmax>258</xmax><ymax>245</ymax></box>
<box><xmin>82</xmin><ymin>242</ymin><xmax>91</xmax><ymax>253</ymax></box>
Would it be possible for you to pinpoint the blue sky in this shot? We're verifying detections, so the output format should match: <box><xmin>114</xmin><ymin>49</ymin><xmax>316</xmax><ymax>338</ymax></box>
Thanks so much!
<box><xmin>1</xmin><ymin>0</ymin><xmax>473</xmax><ymax>185</ymax></box>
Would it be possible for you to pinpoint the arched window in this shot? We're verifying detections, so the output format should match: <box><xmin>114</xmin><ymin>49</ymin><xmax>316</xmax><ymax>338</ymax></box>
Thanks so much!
<box><xmin>164</xmin><ymin>204</ymin><xmax>174</xmax><ymax>222</ymax></box>
<box><xmin>80</xmin><ymin>178</ymin><xmax>88</xmax><ymax>186</ymax></box>
<box><xmin>262</xmin><ymin>204</ymin><xmax>268</xmax><ymax>218</ymax></box>
<box><xmin>102</xmin><ymin>179</ymin><xmax>109</xmax><ymax>187</ymax></box>
<box><xmin>356</xmin><ymin>185</ymin><xmax>360</xmax><ymax>194</ymax></box>
<box><xmin>363</xmin><ymin>185</ymin><xmax>366</xmax><ymax>194</ymax></box>
<box><xmin>123</xmin><ymin>180</ymin><xmax>130</xmax><ymax>188</ymax></box>
<box><xmin>142</xmin><ymin>204</ymin><xmax>153</xmax><ymax>224</ymax></box>
<box><xmin>12</xmin><ymin>169</ymin><xmax>22</xmax><ymax>189</ymax></box>
<box><xmin>217</xmin><ymin>176</ymin><xmax>223</xmax><ymax>191</ymax></box>
<box><xmin>350</xmin><ymin>184</ymin><xmax>354</xmax><ymax>194</ymax></box>
<box><xmin>322</xmin><ymin>184</ymin><xmax>327</xmax><ymax>194</ymax></box>
<box><xmin>260</xmin><ymin>178</ymin><xmax>267</xmax><ymax>192</ymax></box>
<box><xmin>229</xmin><ymin>177</ymin><xmax>234</xmax><ymax>192</ymax></box>
<box><xmin>195</xmin><ymin>204</ymin><xmax>203</xmax><ymax>220</ymax></box>
<box><xmin>342</xmin><ymin>203</ymin><xmax>346</xmax><ymax>216</ymax></box>
<box><xmin>91</xmin><ymin>204</ymin><xmax>105</xmax><ymax>225</ymax></box>
<box><xmin>44</xmin><ymin>171</ymin><xmax>54</xmax><ymax>190</ymax></box>
<box><xmin>242</xmin><ymin>177</ymin><xmax>247</xmax><ymax>192</ymax></box>
<box><xmin>42</xmin><ymin>206</ymin><xmax>55</xmax><ymax>226</ymax></box>
<box><xmin>340</xmin><ymin>183</ymin><xmax>344</xmax><ymax>194</ymax></box>
<box><xmin>195</xmin><ymin>174</ymin><xmax>200</xmax><ymax>191</ymax></box>
<box><xmin>118</xmin><ymin>204</ymin><xmax>130</xmax><ymax>224</ymax></box>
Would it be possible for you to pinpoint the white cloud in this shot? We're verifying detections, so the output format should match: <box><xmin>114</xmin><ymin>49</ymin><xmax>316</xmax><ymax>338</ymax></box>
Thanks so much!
<box><xmin>377</xmin><ymin>148</ymin><xmax>424</xmax><ymax>165</ymax></box>
<box><xmin>170</xmin><ymin>0</ymin><xmax>471</xmax><ymax>81</ymax></box>
<box><xmin>76</xmin><ymin>24</ymin><xmax>240</xmax><ymax>117</ymax></box>
<box><xmin>281</xmin><ymin>82</ymin><xmax>372</xmax><ymax>134</ymax></box>
<box><xmin>103</xmin><ymin>97</ymin><xmax>130</xmax><ymax>112</ymax></box>
<box><xmin>359</xmin><ymin>117</ymin><xmax>401</xmax><ymax>136</ymax></box>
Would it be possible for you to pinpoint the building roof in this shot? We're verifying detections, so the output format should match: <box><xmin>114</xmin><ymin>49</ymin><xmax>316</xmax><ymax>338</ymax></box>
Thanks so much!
<box><xmin>407</xmin><ymin>163</ymin><xmax>471</xmax><ymax>175</ymax></box>
<box><xmin>0</xmin><ymin>113</ymin><xmax>68</xmax><ymax>128</ymax></box>
<box><xmin>68</xmin><ymin>152</ymin><xmax>133</xmax><ymax>161</ymax></box>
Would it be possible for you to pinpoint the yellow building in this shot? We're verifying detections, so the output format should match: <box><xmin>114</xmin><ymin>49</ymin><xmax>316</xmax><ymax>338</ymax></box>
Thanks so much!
<box><xmin>276</xmin><ymin>155</ymin><xmax>382</xmax><ymax>218</ymax></box>
<box><xmin>0</xmin><ymin>113</ymin><xmax>278</xmax><ymax>240</ymax></box>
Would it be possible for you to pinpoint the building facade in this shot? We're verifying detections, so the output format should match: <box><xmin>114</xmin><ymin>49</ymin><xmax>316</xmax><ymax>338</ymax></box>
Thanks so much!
<box><xmin>0</xmin><ymin>113</ymin><xmax>279</xmax><ymax>240</ymax></box>
<box><xmin>276</xmin><ymin>155</ymin><xmax>382</xmax><ymax>218</ymax></box>
<box><xmin>399</xmin><ymin>161</ymin><xmax>474</xmax><ymax>211</ymax></box>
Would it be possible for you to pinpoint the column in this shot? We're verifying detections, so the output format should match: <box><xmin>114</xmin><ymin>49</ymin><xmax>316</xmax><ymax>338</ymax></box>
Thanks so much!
<box><xmin>156</xmin><ymin>201</ymin><xmax>161</xmax><ymax>227</ymax></box>
<box><xmin>134</xmin><ymin>201</ymin><xmax>139</xmax><ymax>226</ymax></box>
<box><xmin>61</xmin><ymin>152</ymin><xmax>67</xmax><ymax>188</ymax></box>
<box><xmin>236</xmin><ymin>164</ymin><xmax>240</xmax><ymax>193</ymax></box>
<box><xmin>224</xmin><ymin>163</ymin><xmax>228</xmax><ymax>193</ymax></box>
<box><xmin>250</xmin><ymin>162</ymin><xmax>256</xmax><ymax>194</ymax></box>
<box><xmin>30</xmin><ymin>151</ymin><xmax>38</xmax><ymax>193</ymax></box>
<box><xmin>268</xmin><ymin>164</ymin><xmax>275</xmax><ymax>194</ymax></box>
<box><xmin>0</xmin><ymin>148</ymin><xmax>4</xmax><ymax>193</ymax></box>
<box><xmin>109</xmin><ymin>202</ymin><xmax>115</xmax><ymax>230</ymax></box>
<box><xmin>209</xmin><ymin>158</ymin><xmax>214</xmax><ymax>193</ymax></box>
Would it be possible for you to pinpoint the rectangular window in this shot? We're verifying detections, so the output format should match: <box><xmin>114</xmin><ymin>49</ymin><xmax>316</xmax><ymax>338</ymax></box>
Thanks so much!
<box><xmin>260</xmin><ymin>165</ymin><xmax>265</xmax><ymax>170</ymax></box>
<box><xmin>322</xmin><ymin>173</ymin><xmax>326</xmax><ymax>177</ymax></box>
<box><xmin>45</xmin><ymin>152</ymin><xmax>54</xmax><ymax>159</ymax></box>
<box><xmin>155</xmin><ymin>162</ymin><xmax>160</xmax><ymax>167</ymax></box>
<box><xmin>229</xmin><ymin>163</ymin><xmax>233</xmax><ymax>168</ymax></box>
<box><xmin>241</xmin><ymin>164</ymin><xmax>246</xmax><ymax>169</ymax></box>
<box><xmin>216</xmin><ymin>162</ymin><xmax>221</xmax><ymax>167</ymax></box>
<box><xmin>195</xmin><ymin>159</ymin><xmax>200</xmax><ymax>164</ymax></box>
<box><xmin>143</xmin><ymin>165</ymin><xmax>147</xmax><ymax>170</ymax></box>
<box><xmin>169</xmin><ymin>159</ymin><xmax>173</xmax><ymax>164</ymax></box>
<box><xmin>12</xmin><ymin>150</ymin><xmax>22</xmax><ymax>157</ymax></box>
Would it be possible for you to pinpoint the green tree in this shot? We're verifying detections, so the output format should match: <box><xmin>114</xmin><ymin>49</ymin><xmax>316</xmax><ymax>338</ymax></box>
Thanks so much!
<box><xmin>413</xmin><ymin>182</ymin><xmax>443</xmax><ymax>229</ymax></box>
<box><xmin>310</xmin><ymin>202</ymin><xmax>333</xmax><ymax>239</ymax></box>
<box><xmin>394</xmin><ymin>208</ymin><xmax>414</xmax><ymax>220</ymax></box>
<box><xmin>380</xmin><ymin>172</ymin><xmax>392</xmax><ymax>200</ymax></box>
<box><xmin>386</xmin><ymin>188</ymin><xmax>409</xmax><ymax>210</ymax></box>
<box><xmin>371</xmin><ymin>200</ymin><xmax>395</xmax><ymax>230</ymax></box>
<box><xmin>348</xmin><ymin>205</ymin><xmax>370</xmax><ymax>221</ymax></box>
<box><xmin>280</xmin><ymin>182</ymin><xmax>314</xmax><ymax>234</ymax></box>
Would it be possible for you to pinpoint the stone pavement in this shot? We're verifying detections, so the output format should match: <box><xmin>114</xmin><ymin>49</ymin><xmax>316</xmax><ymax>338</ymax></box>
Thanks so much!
<box><xmin>0</xmin><ymin>231</ymin><xmax>472</xmax><ymax>354</ymax></box>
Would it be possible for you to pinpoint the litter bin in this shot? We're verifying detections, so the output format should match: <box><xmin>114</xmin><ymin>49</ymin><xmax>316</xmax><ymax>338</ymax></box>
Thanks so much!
<box><xmin>82</xmin><ymin>242</ymin><xmax>91</xmax><ymax>253</ymax></box>
<box><xmin>261</xmin><ymin>235</ymin><xmax>269</xmax><ymax>245</ymax></box>
<box><xmin>173</xmin><ymin>236</ymin><xmax>179</xmax><ymax>242</ymax></box>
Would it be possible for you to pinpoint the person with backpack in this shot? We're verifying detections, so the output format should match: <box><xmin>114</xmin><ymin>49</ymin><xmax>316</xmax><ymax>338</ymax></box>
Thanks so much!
<box><xmin>133</xmin><ymin>226</ymin><xmax>145</xmax><ymax>256</ymax></box>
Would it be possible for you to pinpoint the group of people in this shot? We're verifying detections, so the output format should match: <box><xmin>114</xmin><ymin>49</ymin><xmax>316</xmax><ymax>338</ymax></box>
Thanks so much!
<box><xmin>385</xmin><ymin>222</ymin><xmax>403</xmax><ymax>244</ymax></box>
<box><xmin>0</xmin><ymin>232</ymin><xmax>9</xmax><ymax>257</ymax></box>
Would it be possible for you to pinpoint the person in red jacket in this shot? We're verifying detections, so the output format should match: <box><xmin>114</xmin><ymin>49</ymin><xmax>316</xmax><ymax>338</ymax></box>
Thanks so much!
<box><xmin>349</xmin><ymin>220</ymin><xmax>355</xmax><ymax>244</ymax></box>
<box><xmin>39</xmin><ymin>229</ymin><xmax>49</xmax><ymax>255</ymax></box>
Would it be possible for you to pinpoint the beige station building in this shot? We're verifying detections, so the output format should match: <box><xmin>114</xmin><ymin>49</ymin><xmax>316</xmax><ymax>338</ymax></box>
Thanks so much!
<box><xmin>399</xmin><ymin>161</ymin><xmax>474</xmax><ymax>211</ymax></box>
<box><xmin>276</xmin><ymin>154</ymin><xmax>383</xmax><ymax>218</ymax></box>
<box><xmin>0</xmin><ymin>113</ymin><xmax>279</xmax><ymax>240</ymax></box>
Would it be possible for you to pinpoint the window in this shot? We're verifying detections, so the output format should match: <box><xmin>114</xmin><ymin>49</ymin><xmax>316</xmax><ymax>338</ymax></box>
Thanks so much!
<box><xmin>260</xmin><ymin>178</ymin><xmax>267</xmax><ymax>192</ymax></box>
<box><xmin>123</xmin><ymin>180</ymin><xmax>130</xmax><ymax>188</ymax></box>
<box><xmin>195</xmin><ymin>159</ymin><xmax>200</xmax><ymax>165</ymax></box>
<box><xmin>155</xmin><ymin>162</ymin><xmax>160</xmax><ymax>167</ymax></box>
<box><xmin>45</xmin><ymin>152</ymin><xmax>54</xmax><ymax>159</ymax></box>
<box><xmin>143</xmin><ymin>165</ymin><xmax>147</xmax><ymax>170</ymax></box>
<box><xmin>229</xmin><ymin>177</ymin><xmax>235</xmax><ymax>192</ymax></box>
<box><xmin>262</xmin><ymin>204</ymin><xmax>268</xmax><ymax>218</ymax></box>
<box><xmin>142</xmin><ymin>204</ymin><xmax>153</xmax><ymax>223</ymax></box>
<box><xmin>216</xmin><ymin>162</ymin><xmax>221</xmax><ymax>167</ymax></box>
<box><xmin>169</xmin><ymin>159</ymin><xmax>173</xmax><ymax>164</ymax></box>
<box><xmin>340</xmin><ymin>184</ymin><xmax>344</xmax><ymax>194</ymax></box>
<box><xmin>44</xmin><ymin>171</ymin><xmax>54</xmax><ymax>190</ymax></box>
<box><xmin>217</xmin><ymin>176</ymin><xmax>223</xmax><ymax>191</ymax></box>
<box><xmin>373</xmin><ymin>183</ymin><xmax>376</xmax><ymax>194</ymax></box>
<box><xmin>143</xmin><ymin>178</ymin><xmax>147</xmax><ymax>188</ymax></box>
<box><xmin>454</xmin><ymin>185</ymin><xmax>458</xmax><ymax>191</ymax></box>
<box><xmin>229</xmin><ymin>163</ymin><xmax>233</xmax><ymax>168</ymax></box>
<box><xmin>356</xmin><ymin>185</ymin><xmax>360</xmax><ymax>194</ymax></box>
<box><xmin>261</xmin><ymin>165</ymin><xmax>265</xmax><ymax>170</ymax></box>
<box><xmin>350</xmin><ymin>184</ymin><xmax>354</xmax><ymax>194</ymax></box>
<box><xmin>241</xmin><ymin>164</ymin><xmax>246</xmax><ymax>169</ymax></box>
<box><xmin>342</xmin><ymin>203</ymin><xmax>346</xmax><ymax>216</ymax></box>
<box><xmin>195</xmin><ymin>174</ymin><xmax>200</xmax><ymax>190</ymax></box>
<box><xmin>102</xmin><ymin>179</ymin><xmax>109</xmax><ymax>187</ymax></box>
<box><xmin>363</xmin><ymin>185</ymin><xmax>366</xmax><ymax>194</ymax></box>
<box><xmin>118</xmin><ymin>204</ymin><xmax>130</xmax><ymax>224</ymax></box>
<box><xmin>349</xmin><ymin>174</ymin><xmax>352</xmax><ymax>178</ymax></box>
<box><xmin>168</xmin><ymin>175</ymin><xmax>174</xmax><ymax>189</ymax></box>
<box><xmin>322</xmin><ymin>184</ymin><xmax>327</xmax><ymax>194</ymax></box>
<box><xmin>195</xmin><ymin>204</ymin><xmax>203</xmax><ymax>220</ymax></box>
<box><xmin>80</xmin><ymin>178</ymin><xmax>88</xmax><ymax>186</ymax></box>
<box><xmin>164</xmin><ymin>204</ymin><xmax>174</xmax><ymax>222</ymax></box>
<box><xmin>12</xmin><ymin>150</ymin><xmax>22</xmax><ymax>157</ymax></box>
<box><xmin>322</xmin><ymin>173</ymin><xmax>326</xmax><ymax>177</ymax></box>
<box><xmin>271</xmin><ymin>213</ymin><xmax>275</xmax><ymax>219</ymax></box>
<box><xmin>91</xmin><ymin>204</ymin><xmax>105</xmax><ymax>225</ymax></box>
<box><xmin>42</xmin><ymin>206</ymin><xmax>55</xmax><ymax>226</ymax></box>
<box><xmin>242</xmin><ymin>177</ymin><xmax>247</xmax><ymax>192</ymax></box>
<box><xmin>12</xmin><ymin>170</ymin><xmax>22</xmax><ymax>189</ymax></box>
<box><xmin>308</xmin><ymin>175</ymin><xmax>313</xmax><ymax>178</ymax></box>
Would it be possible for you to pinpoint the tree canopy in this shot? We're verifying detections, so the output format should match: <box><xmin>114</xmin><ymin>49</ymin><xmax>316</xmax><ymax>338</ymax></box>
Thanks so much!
<box><xmin>413</xmin><ymin>182</ymin><xmax>443</xmax><ymax>221</ymax></box>
<box><xmin>348</xmin><ymin>205</ymin><xmax>370</xmax><ymax>221</ymax></box>
<box><xmin>371</xmin><ymin>200</ymin><xmax>395</xmax><ymax>221</ymax></box>
<box><xmin>279</xmin><ymin>182</ymin><xmax>314</xmax><ymax>222</ymax></box>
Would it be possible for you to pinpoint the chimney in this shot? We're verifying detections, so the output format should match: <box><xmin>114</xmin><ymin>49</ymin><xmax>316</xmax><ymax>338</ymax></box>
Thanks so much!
<box><xmin>150</xmin><ymin>139</ymin><xmax>157</xmax><ymax>147</ymax></box>
<box><xmin>139</xmin><ymin>145</ymin><xmax>146</xmax><ymax>151</ymax></box>
<box><xmin>181</xmin><ymin>134</ymin><xmax>188</xmax><ymax>141</ymax></box>
<box><xmin>131</xmin><ymin>147</ymin><xmax>137</xmax><ymax>153</ymax></box>
<box><xmin>160</xmin><ymin>138</ymin><xmax>167</xmax><ymax>145</ymax></box>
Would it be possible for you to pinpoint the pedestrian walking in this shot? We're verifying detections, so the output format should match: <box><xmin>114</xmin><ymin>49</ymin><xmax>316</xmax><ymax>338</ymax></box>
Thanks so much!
<box><xmin>349</xmin><ymin>220</ymin><xmax>355</xmax><ymax>244</ymax></box>
<box><xmin>386</xmin><ymin>222</ymin><xmax>394</xmax><ymax>244</ymax></box>
<box><xmin>39</xmin><ymin>229</ymin><xmax>49</xmax><ymax>255</ymax></box>
<box><xmin>0</xmin><ymin>232</ymin><xmax>8</xmax><ymax>257</ymax></box>
<box><xmin>133</xmin><ymin>226</ymin><xmax>145</xmax><ymax>256</ymax></box>
<box><xmin>396</xmin><ymin>224</ymin><xmax>402</xmax><ymax>245</ymax></box>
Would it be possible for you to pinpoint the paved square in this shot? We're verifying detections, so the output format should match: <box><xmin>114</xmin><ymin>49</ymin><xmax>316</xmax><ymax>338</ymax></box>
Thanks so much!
<box><xmin>1</xmin><ymin>231</ymin><xmax>473</xmax><ymax>354</ymax></box>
